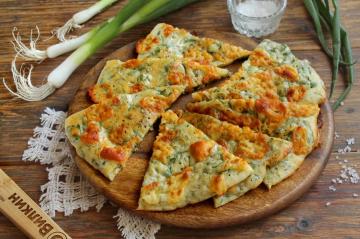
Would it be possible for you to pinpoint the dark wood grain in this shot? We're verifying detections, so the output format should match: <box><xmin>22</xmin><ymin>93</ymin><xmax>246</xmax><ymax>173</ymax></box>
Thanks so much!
<box><xmin>0</xmin><ymin>0</ymin><xmax>359</xmax><ymax>238</ymax></box>
<box><xmin>68</xmin><ymin>33</ymin><xmax>334</xmax><ymax>228</ymax></box>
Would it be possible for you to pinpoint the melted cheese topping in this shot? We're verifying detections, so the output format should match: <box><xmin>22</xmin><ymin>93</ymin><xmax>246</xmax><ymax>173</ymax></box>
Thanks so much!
<box><xmin>263</xmin><ymin>153</ymin><xmax>305</xmax><ymax>189</ymax></box>
<box><xmin>181</xmin><ymin>112</ymin><xmax>281</xmax><ymax>161</ymax></box>
<box><xmin>287</xmin><ymin>85</ymin><xmax>306</xmax><ymax>102</ymax></box>
<box><xmin>274</xmin><ymin>65</ymin><xmax>299</xmax><ymax>82</ymax></box>
<box><xmin>168</xmin><ymin>167</ymin><xmax>192</xmax><ymax>205</ymax></box>
<box><xmin>189</xmin><ymin>140</ymin><xmax>214</xmax><ymax>162</ymax></box>
<box><xmin>242</xmin><ymin>39</ymin><xmax>326</xmax><ymax>104</ymax></box>
<box><xmin>136</xmin><ymin>23</ymin><xmax>251</xmax><ymax>67</ymax></box>
<box><xmin>79</xmin><ymin>122</ymin><xmax>99</xmax><ymax>144</ymax></box>
<box><xmin>249</xmin><ymin>49</ymin><xmax>274</xmax><ymax>67</ymax></box>
<box><xmin>100</xmin><ymin>147</ymin><xmax>126</xmax><ymax>162</ymax></box>
<box><xmin>65</xmin><ymin>86</ymin><xmax>184</xmax><ymax>181</ymax></box>
<box><xmin>138</xmin><ymin>110</ymin><xmax>253</xmax><ymax>211</ymax></box>
<box><xmin>152</xmin><ymin>130</ymin><xmax>174</xmax><ymax>164</ymax></box>
<box><xmin>292</xmin><ymin>126</ymin><xmax>309</xmax><ymax>155</ymax></box>
<box><xmin>210</xmin><ymin>174</ymin><xmax>227</xmax><ymax>196</ymax></box>
<box><xmin>214</xmin><ymin>159</ymin><xmax>266</xmax><ymax>207</ymax></box>
<box><xmin>187</xmin><ymin>98</ymin><xmax>320</xmax><ymax>158</ymax></box>
<box><xmin>91</xmin><ymin>57</ymin><xmax>229</xmax><ymax>103</ymax></box>
<box><xmin>192</xmin><ymin>70</ymin><xmax>279</xmax><ymax>102</ymax></box>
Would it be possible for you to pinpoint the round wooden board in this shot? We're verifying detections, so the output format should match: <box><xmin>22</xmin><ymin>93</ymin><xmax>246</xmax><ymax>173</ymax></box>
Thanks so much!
<box><xmin>68</xmin><ymin>31</ymin><xmax>334</xmax><ymax>229</ymax></box>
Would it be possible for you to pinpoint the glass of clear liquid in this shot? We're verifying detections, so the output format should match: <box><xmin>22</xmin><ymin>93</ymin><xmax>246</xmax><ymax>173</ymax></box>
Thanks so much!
<box><xmin>227</xmin><ymin>0</ymin><xmax>287</xmax><ymax>38</ymax></box>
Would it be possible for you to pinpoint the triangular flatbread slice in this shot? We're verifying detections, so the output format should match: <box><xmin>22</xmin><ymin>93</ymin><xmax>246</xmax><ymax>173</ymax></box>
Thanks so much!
<box><xmin>187</xmin><ymin>98</ymin><xmax>320</xmax><ymax>155</ymax></box>
<box><xmin>89</xmin><ymin>57</ymin><xmax>230</xmax><ymax>103</ymax></box>
<box><xmin>241</xmin><ymin>39</ymin><xmax>326</xmax><ymax>104</ymax></box>
<box><xmin>180</xmin><ymin>112</ymin><xmax>292</xmax><ymax>167</ymax></box>
<box><xmin>263</xmin><ymin>153</ymin><xmax>305</xmax><ymax>189</ymax></box>
<box><xmin>191</xmin><ymin>70</ymin><xmax>279</xmax><ymax>102</ymax></box>
<box><xmin>216</xmin><ymin>159</ymin><xmax>266</xmax><ymax>207</ymax></box>
<box><xmin>65</xmin><ymin>86</ymin><xmax>185</xmax><ymax>181</ymax></box>
<box><xmin>180</xmin><ymin>112</ymin><xmax>292</xmax><ymax>207</ymax></box>
<box><xmin>263</xmin><ymin>110</ymin><xmax>319</xmax><ymax>188</ymax></box>
<box><xmin>136</xmin><ymin>23</ymin><xmax>251</xmax><ymax>66</ymax></box>
<box><xmin>138</xmin><ymin>110</ymin><xmax>253</xmax><ymax>211</ymax></box>
<box><xmin>191</xmin><ymin>40</ymin><xmax>325</xmax><ymax>104</ymax></box>
<box><xmin>187</xmin><ymin>99</ymin><xmax>320</xmax><ymax>189</ymax></box>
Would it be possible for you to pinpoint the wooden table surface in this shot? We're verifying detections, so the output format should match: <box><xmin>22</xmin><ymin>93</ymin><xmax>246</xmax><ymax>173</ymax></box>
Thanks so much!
<box><xmin>0</xmin><ymin>0</ymin><xmax>359</xmax><ymax>238</ymax></box>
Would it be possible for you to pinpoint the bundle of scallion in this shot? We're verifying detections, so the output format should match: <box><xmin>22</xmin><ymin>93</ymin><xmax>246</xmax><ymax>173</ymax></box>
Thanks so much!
<box><xmin>55</xmin><ymin>0</ymin><xmax>119</xmax><ymax>41</ymax></box>
<box><xmin>4</xmin><ymin>0</ymin><xmax>199</xmax><ymax>101</ymax></box>
<box><xmin>304</xmin><ymin>0</ymin><xmax>356</xmax><ymax>110</ymax></box>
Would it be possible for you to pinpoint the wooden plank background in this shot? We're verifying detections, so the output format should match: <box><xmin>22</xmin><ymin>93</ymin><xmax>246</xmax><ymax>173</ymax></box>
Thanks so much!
<box><xmin>0</xmin><ymin>0</ymin><xmax>359</xmax><ymax>238</ymax></box>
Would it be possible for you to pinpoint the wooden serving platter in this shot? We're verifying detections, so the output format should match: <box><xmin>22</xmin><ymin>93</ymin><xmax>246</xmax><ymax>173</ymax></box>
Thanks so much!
<box><xmin>68</xmin><ymin>31</ymin><xmax>334</xmax><ymax>229</ymax></box>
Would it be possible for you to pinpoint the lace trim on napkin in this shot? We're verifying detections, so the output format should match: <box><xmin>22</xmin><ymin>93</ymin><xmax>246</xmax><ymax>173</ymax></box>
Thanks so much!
<box><xmin>22</xmin><ymin>107</ymin><xmax>160</xmax><ymax>239</ymax></box>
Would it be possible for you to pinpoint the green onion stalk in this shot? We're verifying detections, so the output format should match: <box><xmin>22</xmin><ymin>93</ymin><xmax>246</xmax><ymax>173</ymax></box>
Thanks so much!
<box><xmin>55</xmin><ymin>0</ymin><xmax>119</xmax><ymax>41</ymax></box>
<box><xmin>12</xmin><ymin>20</ymin><xmax>111</xmax><ymax>62</ymax></box>
<box><xmin>304</xmin><ymin>0</ymin><xmax>356</xmax><ymax>110</ymax></box>
<box><xmin>329</xmin><ymin>0</ymin><xmax>340</xmax><ymax>98</ymax></box>
<box><xmin>332</xmin><ymin>31</ymin><xmax>354</xmax><ymax>110</ymax></box>
<box><xmin>303</xmin><ymin>0</ymin><xmax>352</xmax><ymax>66</ymax></box>
<box><xmin>5</xmin><ymin>0</ymin><xmax>199</xmax><ymax>101</ymax></box>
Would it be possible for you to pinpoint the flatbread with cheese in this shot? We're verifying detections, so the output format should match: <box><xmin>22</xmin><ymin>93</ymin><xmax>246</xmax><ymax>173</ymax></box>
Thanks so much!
<box><xmin>263</xmin><ymin>110</ymin><xmax>319</xmax><ymax>188</ymax></box>
<box><xmin>65</xmin><ymin>86</ymin><xmax>185</xmax><ymax>181</ymax></box>
<box><xmin>187</xmin><ymin>98</ymin><xmax>320</xmax><ymax>155</ymax></box>
<box><xmin>191</xmin><ymin>70</ymin><xmax>278</xmax><ymax>102</ymax></box>
<box><xmin>192</xmin><ymin>40</ymin><xmax>325</xmax><ymax>105</ymax></box>
<box><xmin>89</xmin><ymin>57</ymin><xmax>230</xmax><ymax>103</ymax></box>
<box><xmin>136</xmin><ymin>23</ymin><xmax>251</xmax><ymax>66</ymax></box>
<box><xmin>187</xmin><ymin>98</ymin><xmax>320</xmax><ymax>188</ymax></box>
<box><xmin>180</xmin><ymin>112</ymin><xmax>292</xmax><ymax>167</ymax></box>
<box><xmin>138</xmin><ymin>110</ymin><xmax>253</xmax><ymax>211</ymax></box>
<box><xmin>216</xmin><ymin>159</ymin><xmax>266</xmax><ymax>207</ymax></box>
<box><xmin>241</xmin><ymin>40</ymin><xmax>326</xmax><ymax>104</ymax></box>
<box><xmin>179</xmin><ymin>112</ymin><xmax>293</xmax><ymax>206</ymax></box>
<box><xmin>263</xmin><ymin>153</ymin><xmax>305</xmax><ymax>189</ymax></box>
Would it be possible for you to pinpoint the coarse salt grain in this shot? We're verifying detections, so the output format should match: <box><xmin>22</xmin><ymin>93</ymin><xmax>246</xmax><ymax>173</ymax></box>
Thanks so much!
<box><xmin>329</xmin><ymin>185</ymin><xmax>337</xmax><ymax>192</ymax></box>
<box><xmin>344</xmin><ymin>145</ymin><xmax>352</xmax><ymax>153</ymax></box>
<box><xmin>346</xmin><ymin>138</ymin><xmax>355</xmax><ymax>145</ymax></box>
<box><xmin>337</xmin><ymin>138</ymin><xmax>355</xmax><ymax>154</ymax></box>
<box><xmin>327</xmin><ymin>137</ymin><xmax>359</xmax><ymax>205</ymax></box>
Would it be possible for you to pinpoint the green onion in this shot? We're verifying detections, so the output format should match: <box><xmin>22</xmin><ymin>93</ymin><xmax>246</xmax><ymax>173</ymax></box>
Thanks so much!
<box><xmin>333</xmin><ymin>31</ymin><xmax>354</xmax><ymax>110</ymax></box>
<box><xmin>329</xmin><ymin>0</ymin><xmax>340</xmax><ymax>98</ymax></box>
<box><xmin>50</xmin><ymin>0</ymin><xmax>199</xmax><ymax>88</ymax></box>
<box><xmin>12</xmin><ymin>0</ymin><xmax>198</xmax><ymax>62</ymax></box>
<box><xmin>304</xmin><ymin>0</ymin><xmax>351</xmax><ymax>66</ymax></box>
<box><xmin>314</xmin><ymin>0</ymin><xmax>356</xmax><ymax>66</ymax></box>
<box><xmin>12</xmin><ymin>20</ymin><xmax>110</xmax><ymax>62</ymax></box>
<box><xmin>304</xmin><ymin>0</ymin><xmax>356</xmax><ymax>110</ymax></box>
<box><xmin>304</xmin><ymin>1</ymin><xmax>331</xmax><ymax>60</ymax></box>
<box><xmin>5</xmin><ymin>0</ymin><xmax>199</xmax><ymax>101</ymax></box>
<box><xmin>55</xmin><ymin>0</ymin><xmax>119</xmax><ymax>41</ymax></box>
<box><xmin>324</xmin><ymin>0</ymin><xmax>330</xmax><ymax>11</ymax></box>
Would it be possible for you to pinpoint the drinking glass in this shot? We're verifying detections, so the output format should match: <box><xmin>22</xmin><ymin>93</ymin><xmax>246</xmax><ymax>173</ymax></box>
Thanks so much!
<box><xmin>227</xmin><ymin>0</ymin><xmax>287</xmax><ymax>38</ymax></box>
